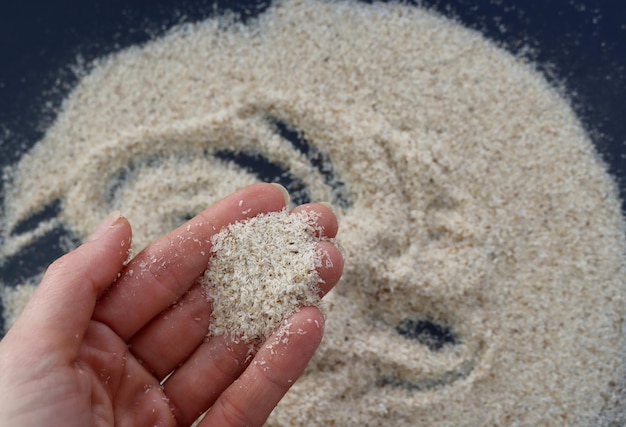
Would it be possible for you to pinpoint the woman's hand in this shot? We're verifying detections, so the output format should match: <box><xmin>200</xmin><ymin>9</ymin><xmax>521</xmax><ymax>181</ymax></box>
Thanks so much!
<box><xmin>0</xmin><ymin>183</ymin><xmax>343</xmax><ymax>427</ymax></box>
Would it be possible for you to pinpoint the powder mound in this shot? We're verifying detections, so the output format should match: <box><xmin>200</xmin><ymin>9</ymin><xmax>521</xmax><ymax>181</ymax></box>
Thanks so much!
<box><xmin>201</xmin><ymin>209</ymin><xmax>325</xmax><ymax>343</ymax></box>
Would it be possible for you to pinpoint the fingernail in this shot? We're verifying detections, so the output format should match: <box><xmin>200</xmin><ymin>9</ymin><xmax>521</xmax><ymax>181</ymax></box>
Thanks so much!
<box><xmin>88</xmin><ymin>211</ymin><xmax>122</xmax><ymax>241</ymax></box>
<box><xmin>271</xmin><ymin>183</ymin><xmax>291</xmax><ymax>207</ymax></box>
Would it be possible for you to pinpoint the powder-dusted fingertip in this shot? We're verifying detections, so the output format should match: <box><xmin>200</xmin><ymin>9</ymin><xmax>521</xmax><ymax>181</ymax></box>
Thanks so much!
<box><xmin>88</xmin><ymin>210</ymin><xmax>122</xmax><ymax>242</ymax></box>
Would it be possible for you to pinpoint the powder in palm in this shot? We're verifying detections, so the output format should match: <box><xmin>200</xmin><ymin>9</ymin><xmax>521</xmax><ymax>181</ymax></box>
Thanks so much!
<box><xmin>202</xmin><ymin>209</ymin><xmax>324</xmax><ymax>343</ymax></box>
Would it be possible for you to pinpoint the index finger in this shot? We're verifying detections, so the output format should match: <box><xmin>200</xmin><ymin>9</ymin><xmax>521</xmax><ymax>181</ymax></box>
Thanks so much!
<box><xmin>198</xmin><ymin>306</ymin><xmax>325</xmax><ymax>427</ymax></box>
<box><xmin>93</xmin><ymin>183</ymin><xmax>289</xmax><ymax>340</ymax></box>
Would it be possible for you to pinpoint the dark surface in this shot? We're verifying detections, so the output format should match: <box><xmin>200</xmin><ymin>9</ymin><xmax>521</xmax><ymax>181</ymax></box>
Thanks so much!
<box><xmin>0</xmin><ymin>0</ymin><xmax>625</xmax><ymax>335</ymax></box>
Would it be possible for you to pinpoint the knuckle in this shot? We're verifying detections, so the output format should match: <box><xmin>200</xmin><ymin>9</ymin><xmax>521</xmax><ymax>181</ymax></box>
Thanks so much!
<box><xmin>215</xmin><ymin>392</ymin><xmax>253</xmax><ymax>427</ymax></box>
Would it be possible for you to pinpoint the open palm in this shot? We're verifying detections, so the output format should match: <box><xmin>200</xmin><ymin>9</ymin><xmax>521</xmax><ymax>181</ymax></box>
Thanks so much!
<box><xmin>0</xmin><ymin>183</ymin><xmax>343</xmax><ymax>427</ymax></box>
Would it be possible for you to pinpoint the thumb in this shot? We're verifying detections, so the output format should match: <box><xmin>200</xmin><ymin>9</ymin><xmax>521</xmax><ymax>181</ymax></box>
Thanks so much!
<box><xmin>5</xmin><ymin>212</ymin><xmax>132</xmax><ymax>358</ymax></box>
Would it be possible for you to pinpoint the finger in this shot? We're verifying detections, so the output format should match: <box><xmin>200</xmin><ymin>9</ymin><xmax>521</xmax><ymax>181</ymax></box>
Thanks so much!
<box><xmin>163</xmin><ymin>334</ymin><xmax>254</xmax><ymax>426</ymax></box>
<box><xmin>93</xmin><ymin>183</ymin><xmax>289</xmax><ymax>341</ymax></box>
<box><xmin>76</xmin><ymin>321</ymin><xmax>176</xmax><ymax>427</ymax></box>
<box><xmin>3</xmin><ymin>212</ymin><xmax>131</xmax><ymax>359</ymax></box>
<box><xmin>128</xmin><ymin>239</ymin><xmax>342</xmax><ymax>381</ymax></box>
<box><xmin>199</xmin><ymin>307</ymin><xmax>325</xmax><ymax>427</ymax></box>
<box><xmin>291</xmin><ymin>202</ymin><xmax>339</xmax><ymax>238</ymax></box>
<box><xmin>290</xmin><ymin>202</ymin><xmax>343</xmax><ymax>296</ymax></box>
<box><xmin>316</xmin><ymin>240</ymin><xmax>344</xmax><ymax>296</ymax></box>
<box><xmin>128</xmin><ymin>284</ymin><xmax>212</xmax><ymax>380</ymax></box>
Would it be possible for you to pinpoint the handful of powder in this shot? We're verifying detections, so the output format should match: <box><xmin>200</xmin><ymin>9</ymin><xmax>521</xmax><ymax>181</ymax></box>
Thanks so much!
<box><xmin>201</xmin><ymin>209</ymin><xmax>326</xmax><ymax>343</ymax></box>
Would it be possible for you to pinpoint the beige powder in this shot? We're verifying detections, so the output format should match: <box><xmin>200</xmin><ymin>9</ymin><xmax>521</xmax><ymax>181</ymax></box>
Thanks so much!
<box><xmin>1</xmin><ymin>1</ymin><xmax>625</xmax><ymax>425</ymax></box>
<box><xmin>201</xmin><ymin>209</ymin><xmax>324</xmax><ymax>343</ymax></box>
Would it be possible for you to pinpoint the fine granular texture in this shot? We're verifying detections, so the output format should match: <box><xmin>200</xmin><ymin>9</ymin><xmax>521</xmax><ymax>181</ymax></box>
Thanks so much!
<box><xmin>1</xmin><ymin>1</ymin><xmax>625</xmax><ymax>425</ymax></box>
<box><xmin>201</xmin><ymin>209</ymin><xmax>324</xmax><ymax>343</ymax></box>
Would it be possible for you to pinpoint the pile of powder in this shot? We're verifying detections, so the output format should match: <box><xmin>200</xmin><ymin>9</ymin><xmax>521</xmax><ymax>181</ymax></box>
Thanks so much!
<box><xmin>201</xmin><ymin>209</ymin><xmax>324</xmax><ymax>343</ymax></box>
<box><xmin>1</xmin><ymin>1</ymin><xmax>626</xmax><ymax>426</ymax></box>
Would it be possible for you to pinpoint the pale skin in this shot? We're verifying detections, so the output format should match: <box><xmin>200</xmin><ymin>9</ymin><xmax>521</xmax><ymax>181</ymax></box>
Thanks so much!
<box><xmin>0</xmin><ymin>183</ymin><xmax>344</xmax><ymax>427</ymax></box>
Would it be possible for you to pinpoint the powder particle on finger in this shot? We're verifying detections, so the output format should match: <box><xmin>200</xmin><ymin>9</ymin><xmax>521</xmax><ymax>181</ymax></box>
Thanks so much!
<box><xmin>201</xmin><ymin>209</ymin><xmax>325</xmax><ymax>343</ymax></box>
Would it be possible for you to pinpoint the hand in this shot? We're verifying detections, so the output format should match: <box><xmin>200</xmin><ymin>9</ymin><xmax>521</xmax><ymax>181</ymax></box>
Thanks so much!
<box><xmin>0</xmin><ymin>183</ymin><xmax>343</xmax><ymax>427</ymax></box>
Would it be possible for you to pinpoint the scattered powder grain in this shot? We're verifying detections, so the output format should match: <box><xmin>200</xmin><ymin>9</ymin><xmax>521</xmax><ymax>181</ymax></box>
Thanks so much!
<box><xmin>1</xmin><ymin>1</ymin><xmax>625</xmax><ymax>426</ymax></box>
<box><xmin>201</xmin><ymin>209</ymin><xmax>324</xmax><ymax>343</ymax></box>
